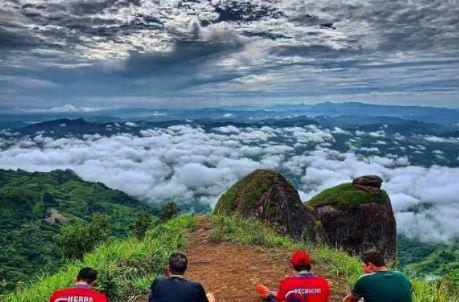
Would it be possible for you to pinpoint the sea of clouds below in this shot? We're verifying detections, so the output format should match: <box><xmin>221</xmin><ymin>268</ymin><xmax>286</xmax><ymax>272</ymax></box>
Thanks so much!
<box><xmin>0</xmin><ymin>124</ymin><xmax>458</xmax><ymax>244</ymax></box>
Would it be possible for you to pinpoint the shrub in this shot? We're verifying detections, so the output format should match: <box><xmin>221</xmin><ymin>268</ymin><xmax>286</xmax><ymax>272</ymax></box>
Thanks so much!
<box><xmin>130</xmin><ymin>211</ymin><xmax>153</xmax><ymax>240</ymax></box>
<box><xmin>159</xmin><ymin>202</ymin><xmax>181</xmax><ymax>223</ymax></box>
<box><xmin>55</xmin><ymin>214</ymin><xmax>111</xmax><ymax>259</ymax></box>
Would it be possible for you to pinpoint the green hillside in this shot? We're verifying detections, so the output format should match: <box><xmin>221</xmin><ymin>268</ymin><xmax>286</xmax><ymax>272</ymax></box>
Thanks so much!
<box><xmin>0</xmin><ymin>169</ymin><xmax>151</xmax><ymax>294</ymax></box>
<box><xmin>406</xmin><ymin>245</ymin><xmax>459</xmax><ymax>278</ymax></box>
<box><xmin>307</xmin><ymin>182</ymin><xmax>390</xmax><ymax>207</ymax></box>
<box><xmin>6</xmin><ymin>215</ymin><xmax>197</xmax><ymax>302</ymax></box>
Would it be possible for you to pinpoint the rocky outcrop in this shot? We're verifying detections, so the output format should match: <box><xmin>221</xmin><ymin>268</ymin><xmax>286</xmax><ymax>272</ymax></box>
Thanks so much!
<box><xmin>309</xmin><ymin>177</ymin><xmax>397</xmax><ymax>263</ymax></box>
<box><xmin>44</xmin><ymin>208</ymin><xmax>71</xmax><ymax>224</ymax></box>
<box><xmin>352</xmin><ymin>175</ymin><xmax>383</xmax><ymax>195</ymax></box>
<box><xmin>215</xmin><ymin>170</ymin><xmax>397</xmax><ymax>263</ymax></box>
<box><xmin>213</xmin><ymin>169</ymin><xmax>321</xmax><ymax>240</ymax></box>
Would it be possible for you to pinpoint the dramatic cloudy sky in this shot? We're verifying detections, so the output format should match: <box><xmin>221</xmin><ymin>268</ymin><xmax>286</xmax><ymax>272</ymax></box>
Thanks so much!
<box><xmin>1</xmin><ymin>0</ymin><xmax>459</xmax><ymax>110</ymax></box>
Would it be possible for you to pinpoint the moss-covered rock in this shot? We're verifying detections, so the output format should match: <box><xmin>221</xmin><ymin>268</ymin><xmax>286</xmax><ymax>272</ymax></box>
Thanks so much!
<box><xmin>214</xmin><ymin>169</ymin><xmax>321</xmax><ymax>240</ymax></box>
<box><xmin>307</xmin><ymin>176</ymin><xmax>397</xmax><ymax>263</ymax></box>
<box><xmin>308</xmin><ymin>183</ymin><xmax>390</xmax><ymax>207</ymax></box>
<box><xmin>214</xmin><ymin>170</ymin><xmax>279</xmax><ymax>215</ymax></box>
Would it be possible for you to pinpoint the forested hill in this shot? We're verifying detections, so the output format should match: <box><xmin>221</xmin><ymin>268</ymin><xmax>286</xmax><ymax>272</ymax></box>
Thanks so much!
<box><xmin>0</xmin><ymin>169</ymin><xmax>151</xmax><ymax>293</ymax></box>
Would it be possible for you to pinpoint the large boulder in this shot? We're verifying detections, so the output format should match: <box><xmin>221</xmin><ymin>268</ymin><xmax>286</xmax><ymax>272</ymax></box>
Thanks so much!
<box><xmin>352</xmin><ymin>175</ymin><xmax>383</xmax><ymax>194</ymax></box>
<box><xmin>214</xmin><ymin>169</ymin><xmax>321</xmax><ymax>240</ymax></box>
<box><xmin>308</xmin><ymin>176</ymin><xmax>397</xmax><ymax>263</ymax></box>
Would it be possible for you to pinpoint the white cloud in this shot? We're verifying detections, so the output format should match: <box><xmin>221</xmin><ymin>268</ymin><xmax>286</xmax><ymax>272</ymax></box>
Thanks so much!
<box><xmin>16</xmin><ymin>104</ymin><xmax>103</xmax><ymax>113</ymax></box>
<box><xmin>368</xmin><ymin>130</ymin><xmax>386</xmax><ymax>138</ymax></box>
<box><xmin>331</xmin><ymin>127</ymin><xmax>350</xmax><ymax>134</ymax></box>
<box><xmin>287</xmin><ymin>125</ymin><xmax>335</xmax><ymax>144</ymax></box>
<box><xmin>214</xmin><ymin>125</ymin><xmax>240</xmax><ymax>134</ymax></box>
<box><xmin>0</xmin><ymin>124</ymin><xmax>458</xmax><ymax>243</ymax></box>
<box><xmin>424</xmin><ymin>135</ymin><xmax>459</xmax><ymax>144</ymax></box>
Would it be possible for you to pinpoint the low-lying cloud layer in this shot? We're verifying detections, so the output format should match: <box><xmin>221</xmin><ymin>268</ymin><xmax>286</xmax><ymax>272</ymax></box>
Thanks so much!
<box><xmin>0</xmin><ymin>124</ymin><xmax>458</xmax><ymax>243</ymax></box>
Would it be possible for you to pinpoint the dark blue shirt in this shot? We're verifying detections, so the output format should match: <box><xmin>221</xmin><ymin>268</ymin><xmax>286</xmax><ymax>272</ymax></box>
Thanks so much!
<box><xmin>148</xmin><ymin>276</ymin><xmax>209</xmax><ymax>302</ymax></box>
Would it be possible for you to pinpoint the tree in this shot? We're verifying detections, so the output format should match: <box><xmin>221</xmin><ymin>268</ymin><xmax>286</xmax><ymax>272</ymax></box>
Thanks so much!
<box><xmin>55</xmin><ymin>214</ymin><xmax>111</xmax><ymax>259</ymax></box>
<box><xmin>130</xmin><ymin>211</ymin><xmax>153</xmax><ymax>240</ymax></box>
<box><xmin>159</xmin><ymin>202</ymin><xmax>181</xmax><ymax>223</ymax></box>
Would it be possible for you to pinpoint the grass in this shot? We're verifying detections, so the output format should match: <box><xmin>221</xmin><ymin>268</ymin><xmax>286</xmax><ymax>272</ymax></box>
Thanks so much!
<box><xmin>5</xmin><ymin>215</ymin><xmax>197</xmax><ymax>302</ymax></box>
<box><xmin>411</xmin><ymin>278</ymin><xmax>459</xmax><ymax>302</ymax></box>
<box><xmin>209</xmin><ymin>215</ymin><xmax>459</xmax><ymax>302</ymax></box>
<box><xmin>307</xmin><ymin>183</ymin><xmax>390</xmax><ymax>207</ymax></box>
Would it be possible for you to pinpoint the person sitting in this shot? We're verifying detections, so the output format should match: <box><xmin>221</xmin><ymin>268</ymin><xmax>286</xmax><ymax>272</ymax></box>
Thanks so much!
<box><xmin>256</xmin><ymin>250</ymin><xmax>330</xmax><ymax>302</ymax></box>
<box><xmin>343</xmin><ymin>250</ymin><xmax>412</xmax><ymax>302</ymax></box>
<box><xmin>148</xmin><ymin>252</ymin><xmax>216</xmax><ymax>302</ymax></box>
<box><xmin>49</xmin><ymin>267</ymin><xmax>108</xmax><ymax>302</ymax></box>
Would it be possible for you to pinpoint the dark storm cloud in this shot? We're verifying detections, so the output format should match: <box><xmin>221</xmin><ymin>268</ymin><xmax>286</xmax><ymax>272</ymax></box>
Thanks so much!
<box><xmin>0</xmin><ymin>27</ymin><xmax>39</xmax><ymax>49</ymax></box>
<box><xmin>0</xmin><ymin>0</ymin><xmax>458</xmax><ymax>108</ymax></box>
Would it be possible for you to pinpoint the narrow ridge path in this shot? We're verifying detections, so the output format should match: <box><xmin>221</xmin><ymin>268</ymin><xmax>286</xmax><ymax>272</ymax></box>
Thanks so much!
<box><xmin>138</xmin><ymin>217</ymin><xmax>348</xmax><ymax>301</ymax></box>
<box><xmin>185</xmin><ymin>217</ymin><xmax>291</xmax><ymax>301</ymax></box>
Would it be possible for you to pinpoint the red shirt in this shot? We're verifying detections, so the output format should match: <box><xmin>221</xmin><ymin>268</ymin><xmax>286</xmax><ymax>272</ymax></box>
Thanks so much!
<box><xmin>49</xmin><ymin>285</ymin><xmax>108</xmax><ymax>302</ymax></box>
<box><xmin>276</xmin><ymin>273</ymin><xmax>330</xmax><ymax>302</ymax></box>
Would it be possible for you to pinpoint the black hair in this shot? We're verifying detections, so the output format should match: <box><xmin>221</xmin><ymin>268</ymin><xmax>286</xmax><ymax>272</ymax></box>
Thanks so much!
<box><xmin>361</xmin><ymin>250</ymin><xmax>386</xmax><ymax>267</ymax></box>
<box><xmin>169</xmin><ymin>252</ymin><xmax>188</xmax><ymax>274</ymax></box>
<box><xmin>77</xmin><ymin>267</ymin><xmax>98</xmax><ymax>284</ymax></box>
<box><xmin>292</xmin><ymin>264</ymin><xmax>311</xmax><ymax>272</ymax></box>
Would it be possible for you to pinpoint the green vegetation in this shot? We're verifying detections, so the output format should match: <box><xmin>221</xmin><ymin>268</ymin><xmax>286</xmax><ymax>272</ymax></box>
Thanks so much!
<box><xmin>159</xmin><ymin>201</ymin><xmax>181</xmax><ymax>223</ymax></box>
<box><xmin>130</xmin><ymin>211</ymin><xmax>154</xmax><ymax>240</ymax></box>
<box><xmin>213</xmin><ymin>169</ymin><xmax>279</xmax><ymax>215</ymax></box>
<box><xmin>307</xmin><ymin>183</ymin><xmax>390</xmax><ymax>207</ymax></box>
<box><xmin>406</xmin><ymin>245</ymin><xmax>459</xmax><ymax>277</ymax></box>
<box><xmin>56</xmin><ymin>214</ymin><xmax>112</xmax><ymax>259</ymax></box>
<box><xmin>0</xmin><ymin>169</ymin><xmax>151</xmax><ymax>294</ymax></box>
<box><xmin>397</xmin><ymin>235</ymin><xmax>443</xmax><ymax>269</ymax></box>
<box><xmin>398</xmin><ymin>235</ymin><xmax>459</xmax><ymax>298</ymax></box>
<box><xmin>411</xmin><ymin>277</ymin><xmax>458</xmax><ymax>302</ymax></box>
<box><xmin>210</xmin><ymin>215</ymin><xmax>458</xmax><ymax>302</ymax></box>
<box><xmin>6</xmin><ymin>215</ymin><xmax>197</xmax><ymax>302</ymax></box>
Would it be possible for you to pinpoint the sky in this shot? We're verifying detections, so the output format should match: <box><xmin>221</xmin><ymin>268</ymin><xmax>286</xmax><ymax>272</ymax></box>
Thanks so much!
<box><xmin>1</xmin><ymin>0</ymin><xmax>459</xmax><ymax>110</ymax></box>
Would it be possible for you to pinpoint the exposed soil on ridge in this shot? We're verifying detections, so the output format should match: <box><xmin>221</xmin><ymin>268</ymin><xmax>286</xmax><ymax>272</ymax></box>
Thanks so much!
<box><xmin>136</xmin><ymin>217</ymin><xmax>348</xmax><ymax>301</ymax></box>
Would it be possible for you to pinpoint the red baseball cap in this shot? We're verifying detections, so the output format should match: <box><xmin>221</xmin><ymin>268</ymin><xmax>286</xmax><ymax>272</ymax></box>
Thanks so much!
<box><xmin>290</xmin><ymin>250</ymin><xmax>311</xmax><ymax>266</ymax></box>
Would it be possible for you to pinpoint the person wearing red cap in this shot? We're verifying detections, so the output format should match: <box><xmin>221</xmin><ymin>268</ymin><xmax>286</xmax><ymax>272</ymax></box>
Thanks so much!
<box><xmin>256</xmin><ymin>250</ymin><xmax>330</xmax><ymax>302</ymax></box>
<box><xmin>49</xmin><ymin>267</ymin><xmax>108</xmax><ymax>302</ymax></box>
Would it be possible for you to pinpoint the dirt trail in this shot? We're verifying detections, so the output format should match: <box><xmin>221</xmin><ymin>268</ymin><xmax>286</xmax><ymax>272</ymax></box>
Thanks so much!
<box><xmin>138</xmin><ymin>217</ymin><xmax>348</xmax><ymax>301</ymax></box>
<box><xmin>185</xmin><ymin>217</ymin><xmax>291</xmax><ymax>301</ymax></box>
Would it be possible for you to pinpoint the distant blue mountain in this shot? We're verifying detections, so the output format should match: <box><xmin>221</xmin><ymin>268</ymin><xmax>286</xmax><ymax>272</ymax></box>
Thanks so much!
<box><xmin>1</xmin><ymin>102</ymin><xmax>458</xmax><ymax>128</ymax></box>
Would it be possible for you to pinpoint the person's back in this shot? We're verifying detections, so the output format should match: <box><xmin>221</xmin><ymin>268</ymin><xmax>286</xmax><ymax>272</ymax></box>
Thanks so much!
<box><xmin>352</xmin><ymin>270</ymin><xmax>411</xmax><ymax>302</ymax></box>
<box><xmin>149</xmin><ymin>276</ymin><xmax>208</xmax><ymax>302</ymax></box>
<box><xmin>343</xmin><ymin>250</ymin><xmax>412</xmax><ymax>302</ymax></box>
<box><xmin>276</xmin><ymin>272</ymin><xmax>329</xmax><ymax>302</ymax></box>
<box><xmin>49</xmin><ymin>267</ymin><xmax>108</xmax><ymax>302</ymax></box>
<box><xmin>50</xmin><ymin>285</ymin><xmax>108</xmax><ymax>302</ymax></box>
<box><xmin>148</xmin><ymin>252</ymin><xmax>213</xmax><ymax>302</ymax></box>
<box><xmin>256</xmin><ymin>251</ymin><xmax>329</xmax><ymax>302</ymax></box>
